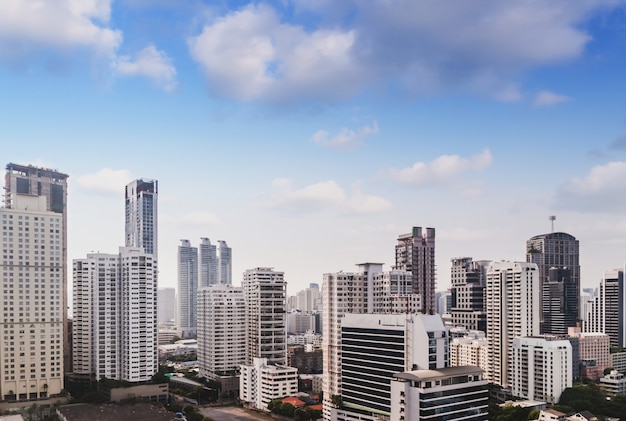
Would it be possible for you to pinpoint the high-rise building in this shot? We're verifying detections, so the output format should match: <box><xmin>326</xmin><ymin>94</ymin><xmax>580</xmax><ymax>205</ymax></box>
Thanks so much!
<box><xmin>449</xmin><ymin>331</ymin><xmax>490</xmax><ymax>380</ymax></box>
<box><xmin>197</xmin><ymin>285</ymin><xmax>246</xmax><ymax>395</ymax></box>
<box><xmin>218</xmin><ymin>240</ymin><xmax>232</xmax><ymax>285</ymax></box>
<box><xmin>72</xmin><ymin>248</ymin><xmax>158</xmax><ymax>383</ymax></box>
<box><xmin>125</xmin><ymin>179</ymin><xmax>158</xmax><ymax>256</ymax></box>
<box><xmin>199</xmin><ymin>237</ymin><xmax>217</xmax><ymax>287</ymax></box>
<box><xmin>526</xmin><ymin>231</ymin><xmax>580</xmax><ymax>332</ymax></box>
<box><xmin>395</xmin><ymin>226</ymin><xmax>436</xmax><ymax>314</ymax></box>
<box><xmin>450</xmin><ymin>257</ymin><xmax>490</xmax><ymax>332</ymax></box>
<box><xmin>486</xmin><ymin>261</ymin><xmax>540</xmax><ymax>388</ymax></box>
<box><xmin>4</xmin><ymin>163</ymin><xmax>70</xmax><ymax>373</ymax></box>
<box><xmin>157</xmin><ymin>287</ymin><xmax>176</xmax><ymax>324</ymax></box>
<box><xmin>296</xmin><ymin>283</ymin><xmax>321</xmax><ymax>313</ymax></box>
<box><xmin>0</xmin><ymin>193</ymin><xmax>65</xmax><ymax>400</ymax></box>
<box><xmin>584</xmin><ymin>269</ymin><xmax>625</xmax><ymax>349</ymax></box>
<box><xmin>177</xmin><ymin>240</ymin><xmax>198</xmax><ymax>338</ymax></box>
<box><xmin>542</xmin><ymin>267</ymin><xmax>578</xmax><ymax>335</ymax></box>
<box><xmin>512</xmin><ymin>336</ymin><xmax>572</xmax><ymax>404</ymax></box>
<box><xmin>243</xmin><ymin>267</ymin><xmax>287</xmax><ymax>365</ymax></box>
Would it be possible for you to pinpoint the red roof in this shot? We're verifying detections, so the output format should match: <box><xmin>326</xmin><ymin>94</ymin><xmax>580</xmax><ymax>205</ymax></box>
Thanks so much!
<box><xmin>281</xmin><ymin>396</ymin><xmax>306</xmax><ymax>407</ymax></box>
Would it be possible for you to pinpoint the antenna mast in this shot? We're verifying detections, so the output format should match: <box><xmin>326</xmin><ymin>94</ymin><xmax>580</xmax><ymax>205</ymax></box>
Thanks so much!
<box><xmin>549</xmin><ymin>215</ymin><xmax>556</xmax><ymax>233</ymax></box>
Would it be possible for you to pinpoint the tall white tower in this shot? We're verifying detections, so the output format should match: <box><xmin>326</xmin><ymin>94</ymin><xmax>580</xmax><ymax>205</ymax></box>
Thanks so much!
<box><xmin>218</xmin><ymin>240</ymin><xmax>232</xmax><ymax>285</ymax></box>
<box><xmin>242</xmin><ymin>267</ymin><xmax>287</xmax><ymax>365</ymax></box>
<box><xmin>177</xmin><ymin>240</ymin><xmax>198</xmax><ymax>338</ymax></box>
<box><xmin>125</xmin><ymin>179</ymin><xmax>158</xmax><ymax>256</ymax></box>
<box><xmin>486</xmin><ymin>261</ymin><xmax>540</xmax><ymax>388</ymax></box>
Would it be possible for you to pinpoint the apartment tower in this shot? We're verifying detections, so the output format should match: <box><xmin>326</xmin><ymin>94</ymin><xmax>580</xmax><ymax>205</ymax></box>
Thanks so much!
<box><xmin>125</xmin><ymin>179</ymin><xmax>158</xmax><ymax>256</ymax></box>
<box><xmin>177</xmin><ymin>240</ymin><xmax>198</xmax><ymax>338</ymax></box>
<box><xmin>584</xmin><ymin>269</ymin><xmax>625</xmax><ymax>349</ymax></box>
<box><xmin>395</xmin><ymin>226</ymin><xmax>436</xmax><ymax>314</ymax></box>
<box><xmin>450</xmin><ymin>257</ymin><xmax>490</xmax><ymax>332</ymax></box>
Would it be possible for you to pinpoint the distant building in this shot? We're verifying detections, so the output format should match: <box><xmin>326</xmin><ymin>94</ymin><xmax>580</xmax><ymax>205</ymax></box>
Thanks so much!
<box><xmin>512</xmin><ymin>336</ymin><xmax>572</xmax><ymax>404</ymax></box>
<box><xmin>542</xmin><ymin>267</ymin><xmax>579</xmax><ymax>335</ymax></box>
<box><xmin>158</xmin><ymin>287</ymin><xmax>176</xmax><ymax>323</ymax></box>
<box><xmin>287</xmin><ymin>346</ymin><xmax>322</xmax><ymax>374</ymax></box>
<box><xmin>296</xmin><ymin>283</ymin><xmax>321</xmax><ymax>312</ymax></box>
<box><xmin>600</xmin><ymin>370</ymin><xmax>626</xmax><ymax>396</ymax></box>
<box><xmin>199</xmin><ymin>237</ymin><xmax>218</xmax><ymax>287</ymax></box>
<box><xmin>584</xmin><ymin>269</ymin><xmax>625</xmax><ymax>349</ymax></box>
<box><xmin>569</xmin><ymin>329</ymin><xmax>610</xmax><ymax>381</ymax></box>
<box><xmin>395</xmin><ymin>227</ymin><xmax>436</xmax><ymax>314</ymax></box>
<box><xmin>287</xmin><ymin>312</ymin><xmax>315</xmax><ymax>334</ymax></box>
<box><xmin>239</xmin><ymin>357</ymin><xmax>298</xmax><ymax>411</ymax></box>
<box><xmin>177</xmin><ymin>240</ymin><xmax>198</xmax><ymax>338</ymax></box>
<box><xmin>218</xmin><ymin>240</ymin><xmax>232</xmax><ymax>285</ymax></box>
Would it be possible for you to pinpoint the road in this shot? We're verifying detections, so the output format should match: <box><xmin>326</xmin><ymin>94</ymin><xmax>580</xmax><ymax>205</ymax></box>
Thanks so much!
<box><xmin>198</xmin><ymin>406</ymin><xmax>274</xmax><ymax>421</ymax></box>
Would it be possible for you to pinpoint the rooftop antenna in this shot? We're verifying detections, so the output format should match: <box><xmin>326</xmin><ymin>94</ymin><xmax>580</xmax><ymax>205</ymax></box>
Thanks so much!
<box><xmin>549</xmin><ymin>215</ymin><xmax>556</xmax><ymax>233</ymax></box>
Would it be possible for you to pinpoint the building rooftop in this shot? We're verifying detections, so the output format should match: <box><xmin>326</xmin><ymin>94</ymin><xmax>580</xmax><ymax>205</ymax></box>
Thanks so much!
<box><xmin>394</xmin><ymin>365</ymin><xmax>484</xmax><ymax>381</ymax></box>
<box><xmin>56</xmin><ymin>403</ymin><xmax>175</xmax><ymax>421</ymax></box>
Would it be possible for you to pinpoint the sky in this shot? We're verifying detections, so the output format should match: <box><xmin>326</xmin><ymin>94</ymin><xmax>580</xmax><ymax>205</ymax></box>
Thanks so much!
<box><xmin>2</xmin><ymin>0</ymin><xmax>626</xmax><ymax>296</ymax></box>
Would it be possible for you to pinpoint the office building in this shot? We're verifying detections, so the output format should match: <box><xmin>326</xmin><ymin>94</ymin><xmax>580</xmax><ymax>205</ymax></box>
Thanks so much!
<box><xmin>584</xmin><ymin>269</ymin><xmax>625</xmax><ymax>349</ymax></box>
<box><xmin>450</xmin><ymin>257</ymin><xmax>490</xmax><ymax>332</ymax></box>
<box><xmin>390</xmin><ymin>366</ymin><xmax>488</xmax><ymax>421</ymax></box>
<box><xmin>542</xmin><ymin>267</ymin><xmax>578</xmax><ymax>335</ymax></box>
<box><xmin>197</xmin><ymin>285</ymin><xmax>246</xmax><ymax>395</ymax></box>
<box><xmin>286</xmin><ymin>312</ymin><xmax>315</xmax><ymax>334</ymax></box>
<box><xmin>239</xmin><ymin>357</ymin><xmax>298</xmax><ymax>411</ymax></box>
<box><xmin>5</xmin><ymin>163</ymin><xmax>70</xmax><ymax>373</ymax></box>
<box><xmin>526</xmin><ymin>231</ymin><xmax>580</xmax><ymax>333</ymax></box>
<box><xmin>218</xmin><ymin>240</ymin><xmax>232</xmax><ymax>285</ymax></box>
<box><xmin>395</xmin><ymin>226</ymin><xmax>436</xmax><ymax>314</ymax></box>
<box><xmin>568</xmin><ymin>329</ymin><xmax>610</xmax><ymax>381</ymax></box>
<box><xmin>486</xmin><ymin>261</ymin><xmax>540</xmax><ymax>388</ymax></box>
<box><xmin>158</xmin><ymin>287</ymin><xmax>176</xmax><ymax>324</ymax></box>
<box><xmin>125</xmin><ymin>179</ymin><xmax>158</xmax><ymax>256</ymax></box>
<box><xmin>0</xmin><ymin>193</ymin><xmax>65</xmax><ymax>400</ymax></box>
<box><xmin>511</xmin><ymin>336</ymin><xmax>572</xmax><ymax>404</ymax></box>
<box><xmin>243</xmin><ymin>267</ymin><xmax>287</xmax><ymax>365</ymax></box>
<box><xmin>177</xmin><ymin>240</ymin><xmax>198</xmax><ymax>338</ymax></box>
<box><xmin>72</xmin><ymin>247</ymin><xmax>158</xmax><ymax>383</ymax></box>
<box><xmin>199</xmin><ymin>237</ymin><xmax>217</xmax><ymax>287</ymax></box>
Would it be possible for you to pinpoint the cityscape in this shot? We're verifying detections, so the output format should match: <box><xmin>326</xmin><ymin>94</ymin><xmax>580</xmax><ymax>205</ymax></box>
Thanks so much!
<box><xmin>3</xmin><ymin>1</ymin><xmax>626</xmax><ymax>421</ymax></box>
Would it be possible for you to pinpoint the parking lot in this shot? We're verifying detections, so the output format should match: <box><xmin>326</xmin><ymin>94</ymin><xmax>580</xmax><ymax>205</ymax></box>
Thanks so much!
<box><xmin>198</xmin><ymin>406</ymin><xmax>273</xmax><ymax>421</ymax></box>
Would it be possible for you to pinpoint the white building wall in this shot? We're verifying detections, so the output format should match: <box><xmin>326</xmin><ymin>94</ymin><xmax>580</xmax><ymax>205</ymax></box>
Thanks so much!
<box><xmin>239</xmin><ymin>357</ymin><xmax>298</xmax><ymax>411</ymax></box>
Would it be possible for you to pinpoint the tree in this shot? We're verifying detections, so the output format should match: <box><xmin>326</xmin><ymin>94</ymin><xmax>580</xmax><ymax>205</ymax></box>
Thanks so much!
<box><xmin>528</xmin><ymin>409</ymin><xmax>540</xmax><ymax>420</ymax></box>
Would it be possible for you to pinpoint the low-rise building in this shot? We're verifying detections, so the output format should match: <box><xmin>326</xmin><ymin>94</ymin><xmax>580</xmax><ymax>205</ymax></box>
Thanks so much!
<box><xmin>600</xmin><ymin>370</ymin><xmax>626</xmax><ymax>396</ymax></box>
<box><xmin>239</xmin><ymin>357</ymin><xmax>298</xmax><ymax>411</ymax></box>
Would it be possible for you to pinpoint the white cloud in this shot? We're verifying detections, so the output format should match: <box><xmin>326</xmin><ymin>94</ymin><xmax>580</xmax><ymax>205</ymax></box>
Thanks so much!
<box><xmin>115</xmin><ymin>45</ymin><xmax>178</xmax><ymax>92</ymax></box>
<box><xmin>533</xmin><ymin>90</ymin><xmax>571</xmax><ymax>107</ymax></box>
<box><xmin>76</xmin><ymin>168</ymin><xmax>133</xmax><ymax>195</ymax></box>
<box><xmin>554</xmin><ymin>161</ymin><xmax>626</xmax><ymax>212</ymax></box>
<box><xmin>390</xmin><ymin>149</ymin><xmax>493</xmax><ymax>187</ymax></box>
<box><xmin>0</xmin><ymin>0</ymin><xmax>122</xmax><ymax>64</ymax></box>
<box><xmin>265</xmin><ymin>178</ymin><xmax>391</xmax><ymax>215</ymax></box>
<box><xmin>312</xmin><ymin>121</ymin><xmax>379</xmax><ymax>149</ymax></box>
<box><xmin>188</xmin><ymin>4</ymin><xmax>365</xmax><ymax>102</ymax></box>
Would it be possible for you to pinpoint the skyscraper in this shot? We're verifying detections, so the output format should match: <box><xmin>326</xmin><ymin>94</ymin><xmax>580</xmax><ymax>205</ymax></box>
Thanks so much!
<box><xmin>1</xmin><ymin>193</ymin><xmax>65</xmax><ymax>400</ymax></box>
<box><xmin>450</xmin><ymin>257</ymin><xmax>490</xmax><ymax>332</ymax></box>
<box><xmin>542</xmin><ymin>267</ymin><xmax>578</xmax><ymax>335</ymax></box>
<box><xmin>584</xmin><ymin>269</ymin><xmax>625</xmax><ymax>349</ymax></box>
<box><xmin>72</xmin><ymin>248</ymin><xmax>158</xmax><ymax>382</ymax></box>
<box><xmin>125</xmin><ymin>179</ymin><xmax>158</xmax><ymax>256</ymax></box>
<box><xmin>177</xmin><ymin>240</ymin><xmax>198</xmax><ymax>338</ymax></box>
<box><xmin>486</xmin><ymin>261</ymin><xmax>540</xmax><ymax>388</ymax></box>
<box><xmin>4</xmin><ymin>163</ymin><xmax>70</xmax><ymax>372</ymax></box>
<box><xmin>243</xmin><ymin>267</ymin><xmax>287</xmax><ymax>365</ymax></box>
<box><xmin>395</xmin><ymin>226</ymin><xmax>436</xmax><ymax>314</ymax></box>
<box><xmin>526</xmin><ymin>231</ymin><xmax>580</xmax><ymax>332</ymax></box>
<box><xmin>199</xmin><ymin>237</ymin><xmax>217</xmax><ymax>287</ymax></box>
<box><xmin>218</xmin><ymin>240</ymin><xmax>232</xmax><ymax>285</ymax></box>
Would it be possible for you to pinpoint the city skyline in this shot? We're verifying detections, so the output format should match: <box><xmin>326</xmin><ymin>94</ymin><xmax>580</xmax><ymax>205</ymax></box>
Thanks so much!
<box><xmin>3</xmin><ymin>1</ymin><xmax>626</xmax><ymax>294</ymax></box>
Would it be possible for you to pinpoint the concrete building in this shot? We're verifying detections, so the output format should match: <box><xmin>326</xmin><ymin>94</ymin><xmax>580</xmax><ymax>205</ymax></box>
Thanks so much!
<box><xmin>296</xmin><ymin>283</ymin><xmax>321</xmax><ymax>312</ymax></box>
<box><xmin>584</xmin><ymin>269</ymin><xmax>625</xmax><ymax>349</ymax></box>
<box><xmin>124</xmin><ymin>179</ymin><xmax>158</xmax><ymax>257</ymax></box>
<box><xmin>390</xmin><ymin>366</ymin><xmax>488</xmax><ymax>421</ymax></box>
<box><xmin>243</xmin><ymin>267</ymin><xmax>287</xmax><ymax>365</ymax></box>
<box><xmin>512</xmin><ymin>336</ymin><xmax>572</xmax><ymax>404</ymax></box>
<box><xmin>239</xmin><ymin>357</ymin><xmax>298</xmax><ymax>411</ymax></box>
<box><xmin>526</xmin><ymin>231</ymin><xmax>580</xmax><ymax>334</ymax></box>
<box><xmin>395</xmin><ymin>227</ymin><xmax>436</xmax><ymax>314</ymax></box>
<box><xmin>568</xmin><ymin>330</ymin><xmax>610</xmax><ymax>381</ymax></box>
<box><xmin>72</xmin><ymin>247</ymin><xmax>158</xmax><ymax>383</ymax></box>
<box><xmin>0</xmin><ymin>193</ymin><xmax>65</xmax><ymax>400</ymax></box>
<box><xmin>177</xmin><ymin>240</ymin><xmax>198</xmax><ymax>338</ymax></box>
<box><xmin>287</xmin><ymin>312</ymin><xmax>315</xmax><ymax>334</ymax></box>
<box><xmin>217</xmin><ymin>240</ymin><xmax>232</xmax><ymax>285</ymax></box>
<box><xmin>5</xmin><ymin>163</ymin><xmax>70</xmax><ymax>373</ymax></box>
<box><xmin>157</xmin><ymin>287</ymin><xmax>176</xmax><ymax>324</ymax></box>
<box><xmin>197</xmin><ymin>285</ymin><xmax>246</xmax><ymax>395</ymax></box>
<box><xmin>450</xmin><ymin>257</ymin><xmax>490</xmax><ymax>332</ymax></box>
<box><xmin>486</xmin><ymin>261</ymin><xmax>540</xmax><ymax>388</ymax></box>
<box><xmin>449</xmin><ymin>331</ymin><xmax>490</xmax><ymax>381</ymax></box>
<box><xmin>600</xmin><ymin>370</ymin><xmax>626</xmax><ymax>396</ymax></box>
<box><xmin>611</xmin><ymin>351</ymin><xmax>626</xmax><ymax>374</ymax></box>
<box><xmin>199</xmin><ymin>237</ymin><xmax>217</xmax><ymax>287</ymax></box>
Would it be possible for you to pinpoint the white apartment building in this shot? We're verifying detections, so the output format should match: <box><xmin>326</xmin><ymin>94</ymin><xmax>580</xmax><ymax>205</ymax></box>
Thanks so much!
<box><xmin>177</xmin><ymin>240</ymin><xmax>198</xmax><ymax>338</ymax></box>
<box><xmin>243</xmin><ymin>267</ymin><xmax>287</xmax><ymax>365</ymax></box>
<box><xmin>486</xmin><ymin>261</ymin><xmax>540</xmax><ymax>388</ymax></box>
<box><xmin>125</xmin><ymin>179</ymin><xmax>158</xmax><ymax>257</ymax></box>
<box><xmin>197</xmin><ymin>285</ymin><xmax>246</xmax><ymax>391</ymax></box>
<box><xmin>390</xmin><ymin>366</ymin><xmax>488</xmax><ymax>421</ymax></box>
<box><xmin>600</xmin><ymin>370</ymin><xmax>626</xmax><ymax>396</ymax></box>
<box><xmin>0</xmin><ymin>194</ymin><xmax>64</xmax><ymax>401</ymax></box>
<box><xmin>449</xmin><ymin>331</ymin><xmax>490</xmax><ymax>381</ymax></box>
<box><xmin>239</xmin><ymin>357</ymin><xmax>298</xmax><ymax>411</ymax></box>
<box><xmin>72</xmin><ymin>247</ymin><xmax>158</xmax><ymax>382</ymax></box>
<box><xmin>512</xmin><ymin>336</ymin><xmax>572</xmax><ymax>404</ymax></box>
<box><xmin>296</xmin><ymin>283</ymin><xmax>321</xmax><ymax>312</ymax></box>
<box><xmin>322</xmin><ymin>263</ymin><xmax>420</xmax><ymax>421</ymax></box>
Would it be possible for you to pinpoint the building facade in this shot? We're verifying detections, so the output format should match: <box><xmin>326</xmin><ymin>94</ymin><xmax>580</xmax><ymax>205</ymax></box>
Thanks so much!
<box><xmin>199</xmin><ymin>237</ymin><xmax>217</xmax><ymax>287</ymax></box>
<box><xmin>239</xmin><ymin>357</ymin><xmax>298</xmax><ymax>411</ymax></box>
<box><xmin>177</xmin><ymin>240</ymin><xmax>198</xmax><ymax>338</ymax></box>
<box><xmin>395</xmin><ymin>227</ymin><xmax>436</xmax><ymax>314</ymax></box>
<box><xmin>157</xmin><ymin>287</ymin><xmax>176</xmax><ymax>324</ymax></box>
<box><xmin>450</xmin><ymin>257</ymin><xmax>490</xmax><ymax>332</ymax></box>
<box><xmin>124</xmin><ymin>179</ymin><xmax>158</xmax><ymax>256</ymax></box>
<box><xmin>486</xmin><ymin>261</ymin><xmax>540</xmax><ymax>388</ymax></box>
<box><xmin>449</xmin><ymin>331</ymin><xmax>490</xmax><ymax>381</ymax></box>
<box><xmin>0</xmin><ymin>194</ymin><xmax>65</xmax><ymax>400</ymax></box>
<box><xmin>217</xmin><ymin>240</ymin><xmax>232</xmax><ymax>285</ymax></box>
<box><xmin>542</xmin><ymin>267</ymin><xmax>578</xmax><ymax>335</ymax></box>
<box><xmin>243</xmin><ymin>267</ymin><xmax>287</xmax><ymax>365</ymax></box>
<box><xmin>584</xmin><ymin>269</ymin><xmax>625</xmax><ymax>349</ymax></box>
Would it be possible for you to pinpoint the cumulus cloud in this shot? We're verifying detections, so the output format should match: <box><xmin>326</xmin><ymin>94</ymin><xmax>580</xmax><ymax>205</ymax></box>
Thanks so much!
<box><xmin>76</xmin><ymin>168</ymin><xmax>133</xmax><ymax>195</ymax></box>
<box><xmin>312</xmin><ymin>121</ymin><xmax>379</xmax><ymax>149</ymax></box>
<box><xmin>188</xmin><ymin>0</ymin><xmax>618</xmax><ymax>103</ymax></box>
<box><xmin>188</xmin><ymin>3</ymin><xmax>365</xmax><ymax>102</ymax></box>
<box><xmin>265</xmin><ymin>178</ymin><xmax>392</xmax><ymax>215</ymax></box>
<box><xmin>0</xmin><ymin>0</ymin><xmax>122</xmax><ymax>65</ymax></box>
<box><xmin>115</xmin><ymin>45</ymin><xmax>178</xmax><ymax>91</ymax></box>
<box><xmin>554</xmin><ymin>161</ymin><xmax>626</xmax><ymax>212</ymax></box>
<box><xmin>533</xmin><ymin>90</ymin><xmax>571</xmax><ymax>107</ymax></box>
<box><xmin>390</xmin><ymin>149</ymin><xmax>493</xmax><ymax>187</ymax></box>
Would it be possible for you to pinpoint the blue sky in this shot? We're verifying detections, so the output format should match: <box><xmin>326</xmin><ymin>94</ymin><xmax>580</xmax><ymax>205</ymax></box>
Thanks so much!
<box><xmin>2</xmin><ymin>0</ymin><xmax>626</xmax><ymax>295</ymax></box>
